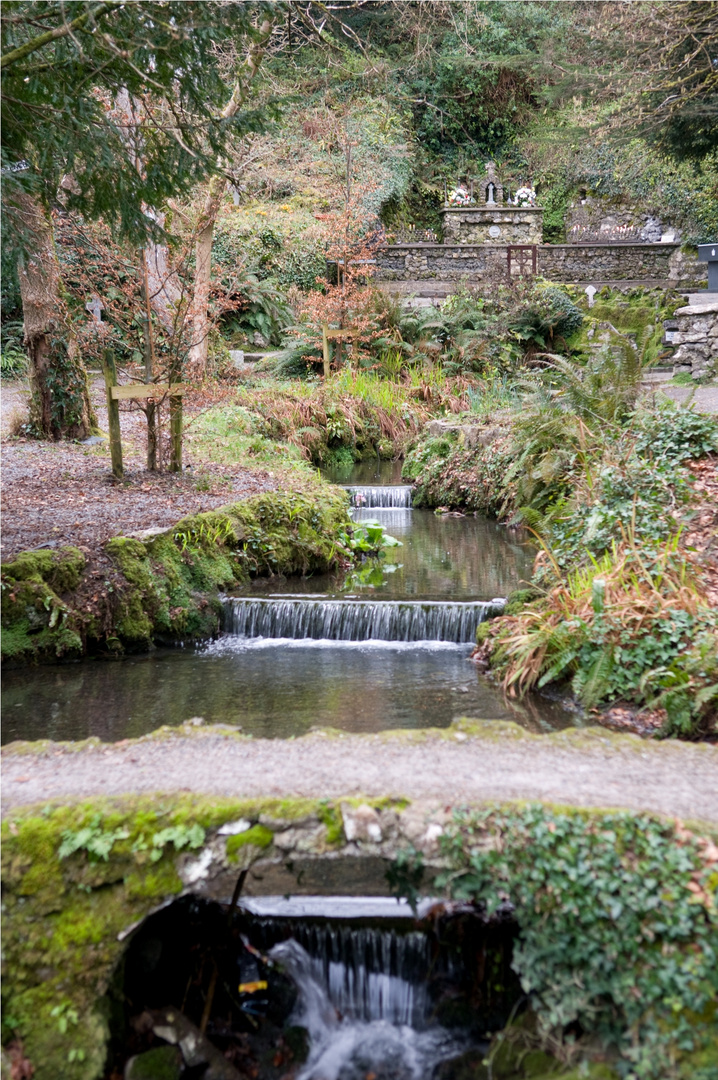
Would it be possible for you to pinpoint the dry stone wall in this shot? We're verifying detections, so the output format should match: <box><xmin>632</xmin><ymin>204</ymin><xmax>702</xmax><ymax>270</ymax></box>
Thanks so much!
<box><xmin>376</xmin><ymin>242</ymin><xmax>705</xmax><ymax>289</ymax></box>
<box><xmin>664</xmin><ymin>299</ymin><xmax>718</xmax><ymax>379</ymax></box>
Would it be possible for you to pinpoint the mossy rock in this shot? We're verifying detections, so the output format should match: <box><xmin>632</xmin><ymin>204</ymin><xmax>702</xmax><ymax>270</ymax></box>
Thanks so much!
<box><xmin>1</xmin><ymin>794</ymin><xmax>322</xmax><ymax>1080</ymax></box>
<box><xmin>1</xmin><ymin>490</ymin><xmax>352</xmax><ymax>663</ymax></box>
<box><xmin>125</xmin><ymin>1046</ymin><xmax>182</xmax><ymax>1080</ymax></box>
<box><xmin>504</xmin><ymin>588</ymin><xmax>542</xmax><ymax>616</ymax></box>
<box><xmin>1</xmin><ymin>546</ymin><xmax>86</xmax><ymax>661</ymax></box>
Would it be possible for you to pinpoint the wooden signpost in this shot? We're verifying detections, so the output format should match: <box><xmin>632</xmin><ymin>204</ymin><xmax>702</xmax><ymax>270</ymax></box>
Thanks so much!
<box><xmin>321</xmin><ymin>324</ymin><xmax>360</xmax><ymax>377</ymax></box>
<box><xmin>102</xmin><ymin>349</ymin><xmax>185</xmax><ymax>477</ymax></box>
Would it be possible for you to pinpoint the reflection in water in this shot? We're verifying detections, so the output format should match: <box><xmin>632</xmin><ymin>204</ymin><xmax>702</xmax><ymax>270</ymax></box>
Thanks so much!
<box><xmin>1</xmin><ymin>640</ymin><xmax>577</xmax><ymax>744</ymax></box>
<box><xmin>241</xmin><ymin>508</ymin><xmax>534</xmax><ymax>603</ymax></box>
<box><xmin>322</xmin><ymin>459</ymin><xmax>404</xmax><ymax>486</ymax></box>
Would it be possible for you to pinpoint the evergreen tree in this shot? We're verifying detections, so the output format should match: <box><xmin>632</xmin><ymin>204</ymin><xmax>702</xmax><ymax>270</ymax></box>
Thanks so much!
<box><xmin>1</xmin><ymin>0</ymin><xmax>276</xmax><ymax>438</ymax></box>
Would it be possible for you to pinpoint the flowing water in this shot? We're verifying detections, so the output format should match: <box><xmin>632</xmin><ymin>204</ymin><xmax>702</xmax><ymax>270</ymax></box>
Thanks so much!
<box><xmin>235</xmin><ymin>895</ymin><xmax>517</xmax><ymax>1080</ymax></box>
<box><xmin>268</xmin><ymin>938</ymin><xmax>467</xmax><ymax>1080</ymax></box>
<box><xmin>2</xmin><ymin>462</ymin><xmax>579</xmax><ymax>742</ymax></box>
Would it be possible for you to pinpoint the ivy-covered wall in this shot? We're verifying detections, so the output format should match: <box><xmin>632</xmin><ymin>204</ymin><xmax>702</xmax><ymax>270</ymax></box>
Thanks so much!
<box><xmin>2</xmin><ymin>791</ymin><xmax>716</xmax><ymax>1080</ymax></box>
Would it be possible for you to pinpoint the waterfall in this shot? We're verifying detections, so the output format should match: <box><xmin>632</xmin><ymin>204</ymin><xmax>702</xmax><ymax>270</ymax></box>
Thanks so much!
<box><xmin>284</xmin><ymin>924</ymin><xmax>433</xmax><ymax>1025</ymax></box>
<box><xmin>222</xmin><ymin>598</ymin><xmax>504</xmax><ymax>644</ymax></box>
<box><xmin>268</xmin><ymin>937</ymin><xmax>468</xmax><ymax>1080</ymax></box>
<box><xmin>345</xmin><ymin>485</ymin><xmax>413</xmax><ymax>508</ymax></box>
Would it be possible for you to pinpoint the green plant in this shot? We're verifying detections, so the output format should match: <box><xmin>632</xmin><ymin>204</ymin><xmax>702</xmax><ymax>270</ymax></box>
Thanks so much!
<box><xmin>341</xmin><ymin>518</ymin><xmax>402</xmax><ymax>557</ymax></box>
<box><xmin>509</xmin><ymin>286</ymin><xmax>584</xmax><ymax>349</ymax></box>
<box><xmin>58</xmin><ymin>816</ymin><xmax>131</xmax><ymax>862</ymax></box>
<box><xmin>390</xmin><ymin>805</ymin><xmax>718</xmax><ymax>1080</ymax></box>
<box><xmin>1</xmin><ymin>319</ymin><xmax>27</xmax><ymax>377</ymax></box>
<box><xmin>220</xmin><ymin>272</ymin><xmax>294</xmax><ymax>347</ymax></box>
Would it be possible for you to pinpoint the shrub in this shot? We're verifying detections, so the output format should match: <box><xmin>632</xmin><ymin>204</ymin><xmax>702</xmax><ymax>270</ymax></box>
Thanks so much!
<box><xmin>410</xmin><ymin>805</ymin><xmax>718</xmax><ymax>1080</ymax></box>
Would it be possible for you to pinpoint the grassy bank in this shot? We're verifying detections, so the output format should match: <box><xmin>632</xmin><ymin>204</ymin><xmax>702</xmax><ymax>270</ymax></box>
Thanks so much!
<box><xmin>403</xmin><ymin>352</ymin><xmax>718</xmax><ymax>738</ymax></box>
<box><xmin>187</xmin><ymin>368</ymin><xmax>476</xmax><ymax>475</ymax></box>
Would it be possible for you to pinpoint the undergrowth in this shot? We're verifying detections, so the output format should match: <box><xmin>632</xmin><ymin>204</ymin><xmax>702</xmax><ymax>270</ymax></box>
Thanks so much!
<box><xmin>196</xmin><ymin>371</ymin><xmax>476</xmax><ymax>469</ymax></box>
<box><xmin>406</xmin><ymin>346</ymin><xmax>718</xmax><ymax>737</ymax></box>
<box><xmin>389</xmin><ymin>805</ymin><xmax>718</xmax><ymax>1080</ymax></box>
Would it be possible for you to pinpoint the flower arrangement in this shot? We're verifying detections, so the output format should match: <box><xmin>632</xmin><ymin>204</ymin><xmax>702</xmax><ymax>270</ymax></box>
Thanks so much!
<box><xmin>447</xmin><ymin>185</ymin><xmax>474</xmax><ymax>206</ymax></box>
<box><xmin>513</xmin><ymin>186</ymin><xmax>537</xmax><ymax>207</ymax></box>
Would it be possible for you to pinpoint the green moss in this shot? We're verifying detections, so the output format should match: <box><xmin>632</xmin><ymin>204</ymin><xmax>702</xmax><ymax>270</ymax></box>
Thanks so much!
<box><xmin>1</xmin><ymin>793</ymin><xmax>303</xmax><ymax>1080</ymax></box>
<box><xmin>1</xmin><ymin>548</ymin><xmax>87</xmax><ymax>661</ymax></box>
<box><xmin>317</xmin><ymin>802</ymin><xmax>344</xmax><ymax>846</ymax></box>
<box><xmin>225</xmin><ymin>824</ymin><xmax>274</xmax><ymax>862</ymax></box>
<box><xmin>2</xmin><ymin>546</ymin><xmax>86</xmax><ymax>593</ymax></box>
<box><xmin>504</xmin><ymin>588</ymin><xmax>542</xmax><ymax>616</ymax></box>
<box><xmin>2</xmin><ymin>490</ymin><xmax>352</xmax><ymax>663</ymax></box>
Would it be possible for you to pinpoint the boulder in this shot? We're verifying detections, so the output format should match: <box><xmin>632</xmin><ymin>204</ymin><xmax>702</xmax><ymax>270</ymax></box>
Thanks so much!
<box><xmin>124</xmin><ymin>1046</ymin><xmax>182</xmax><ymax>1080</ymax></box>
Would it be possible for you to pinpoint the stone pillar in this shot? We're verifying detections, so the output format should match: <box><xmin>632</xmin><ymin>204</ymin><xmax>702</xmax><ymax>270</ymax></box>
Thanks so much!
<box><xmin>665</xmin><ymin>300</ymin><xmax>718</xmax><ymax>380</ymax></box>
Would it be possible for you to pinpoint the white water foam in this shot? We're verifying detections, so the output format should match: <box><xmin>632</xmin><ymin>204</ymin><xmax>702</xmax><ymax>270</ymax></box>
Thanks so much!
<box><xmin>269</xmin><ymin>938</ymin><xmax>468</xmax><ymax>1080</ymax></box>
<box><xmin>222</xmin><ymin>598</ymin><xmax>503</xmax><ymax>644</ymax></box>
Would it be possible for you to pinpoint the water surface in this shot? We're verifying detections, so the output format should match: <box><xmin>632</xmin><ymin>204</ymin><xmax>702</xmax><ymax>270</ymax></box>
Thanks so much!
<box><xmin>2</xmin><ymin>465</ymin><xmax>576</xmax><ymax>744</ymax></box>
<box><xmin>1</xmin><ymin>639</ymin><xmax>575</xmax><ymax>743</ymax></box>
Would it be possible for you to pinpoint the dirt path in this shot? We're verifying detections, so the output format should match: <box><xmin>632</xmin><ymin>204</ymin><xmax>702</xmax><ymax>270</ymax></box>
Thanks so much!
<box><xmin>3</xmin><ymin>725</ymin><xmax>717</xmax><ymax>824</ymax></box>
<box><xmin>1</xmin><ymin>377</ymin><xmax>277</xmax><ymax>561</ymax></box>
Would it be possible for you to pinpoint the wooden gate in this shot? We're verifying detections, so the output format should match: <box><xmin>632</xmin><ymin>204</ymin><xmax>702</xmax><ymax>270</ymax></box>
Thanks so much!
<box><xmin>507</xmin><ymin>245</ymin><xmax>537</xmax><ymax>281</ymax></box>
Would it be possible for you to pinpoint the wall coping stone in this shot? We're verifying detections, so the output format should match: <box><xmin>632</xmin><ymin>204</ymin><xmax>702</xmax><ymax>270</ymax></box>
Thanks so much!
<box><xmin>439</xmin><ymin>206</ymin><xmax>544</xmax><ymax>214</ymax></box>
<box><xmin>675</xmin><ymin>301</ymin><xmax>718</xmax><ymax>316</ymax></box>
<box><xmin>382</xmin><ymin>242</ymin><xmax>682</xmax><ymax>252</ymax></box>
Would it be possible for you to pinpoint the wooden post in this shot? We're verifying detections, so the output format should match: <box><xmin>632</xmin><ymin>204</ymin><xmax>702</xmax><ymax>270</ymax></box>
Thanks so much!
<box><xmin>169</xmin><ymin>391</ymin><xmax>183</xmax><ymax>472</ymax></box>
<box><xmin>102</xmin><ymin>349</ymin><xmax>123</xmax><ymax>478</ymax></box>
<box><xmin>322</xmin><ymin>323</ymin><xmax>331</xmax><ymax>378</ymax></box>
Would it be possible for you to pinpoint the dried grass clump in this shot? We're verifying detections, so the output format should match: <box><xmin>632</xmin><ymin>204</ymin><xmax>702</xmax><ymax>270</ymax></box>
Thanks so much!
<box><xmin>482</xmin><ymin>537</ymin><xmax>717</xmax><ymax>736</ymax></box>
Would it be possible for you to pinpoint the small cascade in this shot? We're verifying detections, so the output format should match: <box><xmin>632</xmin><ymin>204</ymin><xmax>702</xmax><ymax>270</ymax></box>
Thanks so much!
<box><xmin>223</xmin><ymin>597</ymin><xmax>504</xmax><ymax>644</ymax></box>
<box><xmin>345</xmin><ymin>485</ymin><xmax>413</xmax><ymax>508</ymax></box>
<box><xmin>281</xmin><ymin>923</ymin><xmax>434</xmax><ymax>1025</ymax></box>
<box><xmin>268</xmin><ymin>937</ymin><xmax>468</xmax><ymax>1080</ymax></box>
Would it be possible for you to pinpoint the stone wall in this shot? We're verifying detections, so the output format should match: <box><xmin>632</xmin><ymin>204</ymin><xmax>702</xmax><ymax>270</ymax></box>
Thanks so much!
<box><xmin>376</xmin><ymin>242</ymin><xmax>705</xmax><ymax>289</ymax></box>
<box><xmin>664</xmin><ymin>299</ymin><xmax>718</xmax><ymax>379</ymax></box>
<box><xmin>440</xmin><ymin>206</ymin><xmax>543</xmax><ymax>244</ymax></box>
<box><xmin>566</xmin><ymin>196</ymin><xmax>676</xmax><ymax>242</ymax></box>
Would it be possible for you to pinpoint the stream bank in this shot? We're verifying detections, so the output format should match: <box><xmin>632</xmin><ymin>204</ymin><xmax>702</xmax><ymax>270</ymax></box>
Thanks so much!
<box><xmin>1</xmin><ymin>489</ymin><xmax>353</xmax><ymax>664</ymax></box>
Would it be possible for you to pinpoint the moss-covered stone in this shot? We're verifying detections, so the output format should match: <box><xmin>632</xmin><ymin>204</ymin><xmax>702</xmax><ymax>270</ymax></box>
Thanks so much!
<box><xmin>225</xmin><ymin>824</ymin><xmax>274</xmax><ymax>863</ymax></box>
<box><xmin>1</xmin><ymin>794</ymin><xmax>315</xmax><ymax>1080</ymax></box>
<box><xmin>1</xmin><ymin>490</ymin><xmax>352</xmax><ymax>664</ymax></box>
<box><xmin>0</xmin><ymin>546</ymin><xmax>86</xmax><ymax>661</ymax></box>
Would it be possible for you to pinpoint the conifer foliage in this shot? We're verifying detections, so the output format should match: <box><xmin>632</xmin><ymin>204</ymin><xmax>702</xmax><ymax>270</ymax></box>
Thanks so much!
<box><xmin>1</xmin><ymin>0</ymin><xmax>276</xmax><ymax>438</ymax></box>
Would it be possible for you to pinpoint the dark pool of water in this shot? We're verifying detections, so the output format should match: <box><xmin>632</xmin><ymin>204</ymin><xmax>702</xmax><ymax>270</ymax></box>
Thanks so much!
<box><xmin>322</xmin><ymin>458</ymin><xmax>404</xmax><ymax>485</ymax></box>
<box><xmin>1</xmin><ymin>640</ymin><xmax>576</xmax><ymax>744</ymax></box>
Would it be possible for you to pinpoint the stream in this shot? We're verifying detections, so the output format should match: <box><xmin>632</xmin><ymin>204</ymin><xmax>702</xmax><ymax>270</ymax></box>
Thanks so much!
<box><xmin>1</xmin><ymin>461</ymin><xmax>579</xmax><ymax>743</ymax></box>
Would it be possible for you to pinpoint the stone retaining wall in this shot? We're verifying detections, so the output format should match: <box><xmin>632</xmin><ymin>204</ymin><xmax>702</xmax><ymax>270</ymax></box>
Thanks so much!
<box><xmin>664</xmin><ymin>300</ymin><xmax>718</xmax><ymax>379</ymax></box>
<box><xmin>376</xmin><ymin>242</ymin><xmax>705</xmax><ymax>288</ymax></box>
<box><xmin>440</xmin><ymin>205</ymin><xmax>543</xmax><ymax>244</ymax></box>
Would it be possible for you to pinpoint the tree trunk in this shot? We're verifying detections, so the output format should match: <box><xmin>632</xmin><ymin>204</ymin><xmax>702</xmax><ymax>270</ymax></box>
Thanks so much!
<box><xmin>188</xmin><ymin>176</ymin><xmax>225</xmax><ymax>373</ymax></box>
<box><xmin>188</xmin><ymin>18</ymin><xmax>273</xmax><ymax>375</ymax></box>
<box><xmin>15</xmin><ymin>193</ymin><xmax>95</xmax><ymax>439</ymax></box>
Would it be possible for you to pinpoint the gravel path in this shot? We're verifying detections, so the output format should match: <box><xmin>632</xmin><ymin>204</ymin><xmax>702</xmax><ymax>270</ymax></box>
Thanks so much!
<box><xmin>1</xmin><ymin>377</ymin><xmax>277</xmax><ymax>561</ymax></box>
<box><xmin>3</xmin><ymin>726</ymin><xmax>718</xmax><ymax>824</ymax></box>
<box><xmin>660</xmin><ymin>383</ymin><xmax>718</xmax><ymax>413</ymax></box>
